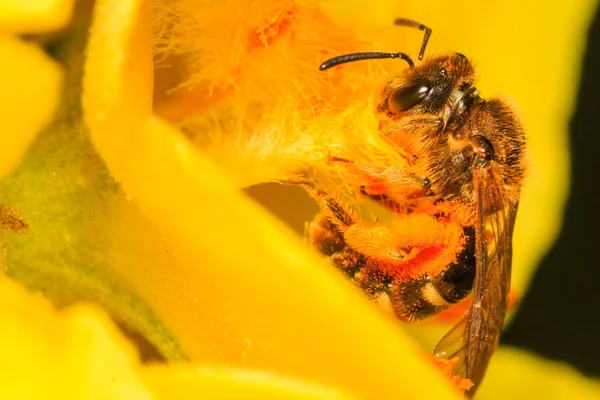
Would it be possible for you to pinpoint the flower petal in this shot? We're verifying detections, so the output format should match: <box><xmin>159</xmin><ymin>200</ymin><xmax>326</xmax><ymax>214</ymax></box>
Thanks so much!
<box><xmin>0</xmin><ymin>276</ymin><xmax>392</xmax><ymax>400</ymax></box>
<box><xmin>0</xmin><ymin>0</ymin><xmax>75</xmax><ymax>34</ymax></box>
<box><xmin>142</xmin><ymin>365</ymin><xmax>357</xmax><ymax>400</ymax></box>
<box><xmin>478</xmin><ymin>347</ymin><xmax>600</xmax><ymax>399</ymax></box>
<box><xmin>0</xmin><ymin>277</ymin><xmax>154</xmax><ymax>400</ymax></box>
<box><xmin>0</xmin><ymin>36</ymin><xmax>62</xmax><ymax>181</ymax></box>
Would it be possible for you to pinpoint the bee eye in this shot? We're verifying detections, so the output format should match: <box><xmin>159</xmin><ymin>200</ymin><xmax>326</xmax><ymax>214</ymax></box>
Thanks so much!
<box><xmin>388</xmin><ymin>80</ymin><xmax>431</xmax><ymax>112</ymax></box>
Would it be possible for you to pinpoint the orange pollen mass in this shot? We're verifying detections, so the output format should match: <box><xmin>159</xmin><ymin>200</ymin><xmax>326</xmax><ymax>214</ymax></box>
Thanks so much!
<box><xmin>344</xmin><ymin>213</ymin><xmax>466</xmax><ymax>281</ymax></box>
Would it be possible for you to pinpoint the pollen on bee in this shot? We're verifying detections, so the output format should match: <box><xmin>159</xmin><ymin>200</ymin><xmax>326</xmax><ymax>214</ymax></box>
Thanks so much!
<box><xmin>343</xmin><ymin>209</ymin><xmax>470</xmax><ymax>281</ymax></box>
<box><xmin>431</xmin><ymin>356</ymin><xmax>474</xmax><ymax>394</ymax></box>
<box><xmin>439</xmin><ymin>59</ymin><xmax>456</xmax><ymax>74</ymax></box>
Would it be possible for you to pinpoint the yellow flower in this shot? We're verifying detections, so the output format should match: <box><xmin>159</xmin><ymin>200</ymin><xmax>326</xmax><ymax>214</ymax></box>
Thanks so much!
<box><xmin>0</xmin><ymin>276</ymin><xmax>357</xmax><ymax>399</ymax></box>
<box><xmin>0</xmin><ymin>0</ymin><xmax>71</xmax><ymax>181</ymax></box>
<box><xmin>1</xmin><ymin>0</ymin><xmax>599</xmax><ymax>399</ymax></box>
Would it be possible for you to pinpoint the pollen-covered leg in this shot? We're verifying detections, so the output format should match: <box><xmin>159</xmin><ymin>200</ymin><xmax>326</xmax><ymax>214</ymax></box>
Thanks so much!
<box><xmin>295</xmin><ymin>179</ymin><xmax>475</xmax><ymax>323</ymax></box>
<box><xmin>327</xmin><ymin>156</ymin><xmax>431</xmax><ymax>199</ymax></box>
<box><xmin>306</xmin><ymin>198</ymin><xmax>474</xmax><ymax>323</ymax></box>
<box><xmin>349</xmin><ymin>223</ymin><xmax>476</xmax><ymax>322</ymax></box>
<box><xmin>308</xmin><ymin>212</ymin><xmax>398</xmax><ymax>306</ymax></box>
<box><xmin>378</xmin><ymin>114</ymin><xmax>443</xmax><ymax>145</ymax></box>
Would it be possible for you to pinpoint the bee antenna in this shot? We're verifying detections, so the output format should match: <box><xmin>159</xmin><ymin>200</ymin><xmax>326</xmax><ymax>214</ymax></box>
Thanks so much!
<box><xmin>394</xmin><ymin>18</ymin><xmax>432</xmax><ymax>61</ymax></box>
<box><xmin>319</xmin><ymin>52</ymin><xmax>414</xmax><ymax>71</ymax></box>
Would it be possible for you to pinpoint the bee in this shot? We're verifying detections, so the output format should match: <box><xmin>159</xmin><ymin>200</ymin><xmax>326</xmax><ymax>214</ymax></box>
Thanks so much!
<box><xmin>294</xmin><ymin>19</ymin><xmax>526</xmax><ymax>396</ymax></box>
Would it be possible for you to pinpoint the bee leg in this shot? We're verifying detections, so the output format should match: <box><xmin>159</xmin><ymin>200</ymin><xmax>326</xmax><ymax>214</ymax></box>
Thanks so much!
<box><xmin>362</xmin><ymin>169</ymin><xmax>431</xmax><ymax>199</ymax></box>
<box><xmin>380</xmin><ymin>114</ymin><xmax>443</xmax><ymax>140</ymax></box>
<box><xmin>309</xmin><ymin>212</ymin><xmax>394</xmax><ymax>295</ymax></box>
<box><xmin>286</xmin><ymin>178</ymin><xmax>359</xmax><ymax>231</ymax></box>
<box><xmin>308</xmin><ymin>212</ymin><xmax>347</xmax><ymax>258</ymax></box>
<box><xmin>359</xmin><ymin>191</ymin><xmax>432</xmax><ymax>217</ymax></box>
<box><xmin>296</xmin><ymin>180</ymin><xmax>475</xmax><ymax>323</ymax></box>
<box><xmin>328</xmin><ymin>156</ymin><xmax>431</xmax><ymax>199</ymax></box>
<box><xmin>308</xmin><ymin>211</ymin><xmax>370</xmax><ymax>283</ymax></box>
<box><xmin>309</xmin><ymin>209</ymin><xmax>472</xmax><ymax>323</ymax></box>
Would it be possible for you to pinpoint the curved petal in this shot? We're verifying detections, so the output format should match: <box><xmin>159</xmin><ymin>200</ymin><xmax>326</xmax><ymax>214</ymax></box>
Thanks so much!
<box><xmin>142</xmin><ymin>366</ymin><xmax>357</xmax><ymax>400</ymax></box>
<box><xmin>0</xmin><ymin>37</ymin><xmax>62</xmax><ymax>181</ymax></box>
<box><xmin>0</xmin><ymin>276</ymin><xmax>358</xmax><ymax>400</ymax></box>
<box><xmin>0</xmin><ymin>277</ymin><xmax>154</xmax><ymax>400</ymax></box>
<box><xmin>4</xmin><ymin>273</ymin><xmax>598</xmax><ymax>399</ymax></box>
<box><xmin>0</xmin><ymin>0</ymin><xmax>76</xmax><ymax>180</ymax></box>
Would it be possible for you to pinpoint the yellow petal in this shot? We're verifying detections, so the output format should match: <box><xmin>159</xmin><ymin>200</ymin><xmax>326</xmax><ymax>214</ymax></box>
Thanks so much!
<box><xmin>0</xmin><ymin>277</ymin><xmax>154</xmax><ymax>400</ymax></box>
<box><xmin>4</xmin><ymin>273</ymin><xmax>598</xmax><ymax>399</ymax></box>
<box><xmin>0</xmin><ymin>0</ymin><xmax>75</xmax><ymax>34</ymax></box>
<box><xmin>82</xmin><ymin>0</ymin><xmax>457</xmax><ymax>398</ymax></box>
<box><xmin>478</xmin><ymin>347</ymin><xmax>600</xmax><ymax>399</ymax></box>
<box><xmin>0</xmin><ymin>36</ymin><xmax>62</xmax><ymax>181</ymax></box>
<box><xmin>0</xmin><ymin>276</ymin><xmax>356</xmax><ymax>400</ymax></box>
<box><xmin>142</xmin><ymin>365</ymin><xmax>357</xmax><ymax>400</ymax></box>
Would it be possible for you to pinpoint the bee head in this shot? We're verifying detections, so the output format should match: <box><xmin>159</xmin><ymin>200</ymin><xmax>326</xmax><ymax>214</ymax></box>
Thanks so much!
<box><xmin>379</xmin><ymin>53</ymin><xmax>476</xmax><ymax>117</ymax></box>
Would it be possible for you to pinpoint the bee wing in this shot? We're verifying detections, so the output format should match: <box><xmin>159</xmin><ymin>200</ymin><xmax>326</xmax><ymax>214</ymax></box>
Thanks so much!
<box><xmin>433</xmin><ymin>308</ymin><xmax>469</xmax><ymax>375</ymax></box>
<box><xmin>434</xmin><ymin>167</ymin><xmax>519</xmax><ymax>395</ymax></box>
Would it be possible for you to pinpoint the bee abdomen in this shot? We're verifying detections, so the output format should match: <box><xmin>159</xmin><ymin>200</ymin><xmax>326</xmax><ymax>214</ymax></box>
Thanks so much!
<box><xmin>432</xmin><ymin>226</ymin><xmax>476</xmax><ymax>303</ymax></box>
<box><xmin>390</xmin><ymin>276</ymin><xmax>451</xmax><ymax>322</ymax></box>
<box><xmin>390</xmin><ymin>226</ymin><xmax>476</xmax><ymax>322</ymax></box>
